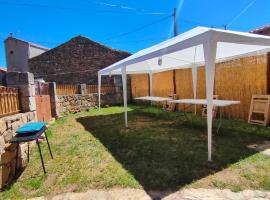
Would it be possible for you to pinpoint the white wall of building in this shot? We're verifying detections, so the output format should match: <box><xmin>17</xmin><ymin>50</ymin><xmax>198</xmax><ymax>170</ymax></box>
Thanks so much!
<box><xmin>29</xmin><ymin>45</ymin><xmax>48</xmax><ymax>58</ymax></box>
<box><xmin>5</xmin><ymin>38</ymin><xmax>29</xmax><ymax>72</ymax></box>
<box><xmin>5</xmin><ymin>37</ymin><xmax>49</xmax><ymax>72</ymax></box>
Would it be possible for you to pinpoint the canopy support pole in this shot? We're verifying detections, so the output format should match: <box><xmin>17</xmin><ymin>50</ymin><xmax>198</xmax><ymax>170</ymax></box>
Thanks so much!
<box><xmin>192</xmin><ymin>46</ymin><xmax>198</xmax><ymax>114</ymax></box>
<box><xmin>192</xmin><ymin>65</ymin><xmax>197</xmax><ymax>114</ymax></box>
<box><xmin>149</xmin><ymin>71</ymin><xmax>153</xmax><ymax>96</ymax></box>
<box><xmin>121</xmin><ymin>67</ymin><xmax>128</xmax><ymax>127</ymax></box>
<box><xmin>98</xmin><ymin>73</ymin><xmax>101</xmax><ymax>109</ymax></box>
<box><xmin>203</xmin><ymin>40</ymin><xmax>217</xmax><ymax>162</ymax></box>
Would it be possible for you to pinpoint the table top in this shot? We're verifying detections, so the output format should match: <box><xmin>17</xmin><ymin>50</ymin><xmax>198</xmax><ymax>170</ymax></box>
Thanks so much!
<box><xmin>135</xmin><ymin>96</ymin><xmax>173</xmax><ymax>102</ymax></box>
<box><xmin>170</xmin><ymin>99</ymin><xmax>240</xmax><ymax>107</ymax></box>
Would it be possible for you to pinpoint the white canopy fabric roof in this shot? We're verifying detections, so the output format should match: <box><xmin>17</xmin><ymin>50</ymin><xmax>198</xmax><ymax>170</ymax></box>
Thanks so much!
<box><xmin>98</xmin><ymin>26</ymin><xmax>270</xmax><ymax>162</ymax></box>
<box><xmin>99</xmin><ymin>26</ymin><xmax>270</xmax><ymax>75</ymax></box>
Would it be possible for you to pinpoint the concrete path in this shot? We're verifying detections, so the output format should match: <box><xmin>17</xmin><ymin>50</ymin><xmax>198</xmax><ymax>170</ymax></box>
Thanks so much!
<box><xmin>29</xmin><ymin>188</ymin><xmax>270</xmax><ymax>200</ymax></box>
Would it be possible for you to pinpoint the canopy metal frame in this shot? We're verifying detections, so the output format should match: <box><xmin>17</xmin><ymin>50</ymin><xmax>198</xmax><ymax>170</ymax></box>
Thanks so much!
<box><xmin>98</xmin><ymin>27</ymin><xmax>270</xmax><ymax>161</ymax></box>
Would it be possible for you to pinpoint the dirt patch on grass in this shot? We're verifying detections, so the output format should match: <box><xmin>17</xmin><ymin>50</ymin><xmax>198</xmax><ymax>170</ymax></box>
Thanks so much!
<box><xmin>44</xmin><ymin>174</ymin><xmax>58</xmax><ymax>187</ymax></box>
<box><xmin>247</xmin><ymin>140</ymin><xmax>270</xmax><ymax>151</ymax></box>
<box><xmin>189</xmin><ymin>153</ymin><xmax>270</xmax><ymax>191</ymax></box>
<box><xmin>126</xmin><ymin>116</ymin><xmax>155</xmax><ymax>129</ymax></box>
<box><xmin>189</xmin><ymin>168</ymin><xmax>247</xmax><ymax>190</ymax></box>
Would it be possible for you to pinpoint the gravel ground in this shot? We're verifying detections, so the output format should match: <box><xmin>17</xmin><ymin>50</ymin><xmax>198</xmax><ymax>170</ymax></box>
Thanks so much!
<box><xmin>29</xmin><ymin>188</ymin><xmax>270</xmax><ymax>200</ymax></box>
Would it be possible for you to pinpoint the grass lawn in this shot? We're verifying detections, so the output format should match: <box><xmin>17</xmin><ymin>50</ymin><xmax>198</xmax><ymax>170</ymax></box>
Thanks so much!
<box><xmin>1</xmin><ymin>105</ymin><xmax>270</xmax><ymax>199</ymax></box>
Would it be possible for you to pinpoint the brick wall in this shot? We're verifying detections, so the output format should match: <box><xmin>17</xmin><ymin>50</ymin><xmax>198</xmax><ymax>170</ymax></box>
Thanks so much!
<box><xmin>29</xmin><ymin>36</ymin><xmax>130</xmax><ymax>85</ymax></box>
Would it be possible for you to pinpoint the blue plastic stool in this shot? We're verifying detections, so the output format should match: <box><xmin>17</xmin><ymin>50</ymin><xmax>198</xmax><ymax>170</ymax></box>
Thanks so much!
<box><xmin>11</xmin><ymin>122</ymin><xmax>53</xmax><ymax>175</ymax></box>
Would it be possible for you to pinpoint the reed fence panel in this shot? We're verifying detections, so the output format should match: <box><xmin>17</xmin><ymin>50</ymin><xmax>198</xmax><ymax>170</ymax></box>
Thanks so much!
<box><xmin>175</xmin><ymin>68</ymin><xmax>194</xmax><ymax>111</ymax></box>
<box><xmin>130</xmin><ymin>54</ymin><xmax>268</xmax><ymax>120</ymax></box>
<box><xmin>215</xmin><ymin>55</ymin><xmax>267</xmax><ymax>119</ymax></box>
<box><xmin>0</xmin><ymin>86</ymin><xmax>19</xmax><ymax>117</ymax></box>
<box><xmin>56</xmin><ymin>85</ymin><xmax>78</xmax><ymax>95</ymax></box>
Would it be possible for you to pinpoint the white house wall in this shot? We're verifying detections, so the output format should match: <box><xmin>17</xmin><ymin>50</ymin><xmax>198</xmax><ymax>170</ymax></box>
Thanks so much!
<box><xmin>5</xmin><ymin>38</ymin><xmax>29</xmax><ymax>72</ymax></box>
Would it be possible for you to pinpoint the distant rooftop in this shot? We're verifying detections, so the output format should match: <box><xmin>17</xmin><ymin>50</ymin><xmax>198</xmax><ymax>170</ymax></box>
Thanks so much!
<box><xmin>250</xmin><ymin>24</ymin><xmax>270</xmax><ymax>36</ymax></box>
<box><xmin>0</xmin><ymin>67</ymin><xmax>7</xmax><ymax>72</ymax></box>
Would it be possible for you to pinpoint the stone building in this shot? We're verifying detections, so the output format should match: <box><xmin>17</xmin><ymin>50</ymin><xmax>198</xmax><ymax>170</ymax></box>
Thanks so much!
<box><xmin>29</xmin><ymin>35</ymin><xmax>131</xmax><ymax>84</ymax></box>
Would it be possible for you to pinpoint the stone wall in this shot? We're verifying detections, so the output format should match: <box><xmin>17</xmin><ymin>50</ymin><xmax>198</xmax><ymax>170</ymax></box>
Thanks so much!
<box><xmin>57</xmin><ymin>93</ymin><xmax>124</xmax><ymax>113</ymax></box>
<box><xmin>0</xmin><ymin>111</ymin><xmax>36</xmax><ymax>188</ymax></box>
<box><xmin>29</xmin><ymin>36</ymin><xmax>130</xmax><ymax>85</ymax></box>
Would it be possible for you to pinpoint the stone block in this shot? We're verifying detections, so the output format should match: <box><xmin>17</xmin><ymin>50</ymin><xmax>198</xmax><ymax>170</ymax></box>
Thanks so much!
<box><xmin>6</xmin><ymin>72</ymin><xmax>20</xmax><ymax>85</ymax></box>
<box><xmin>3</xmin><ymin>130</ymin><xmax>13</xmax><ymax>143</ymax></box>
<box><xmin>4</xmin><ymin>143</ymin><xmax>17</xmax><ymax>152</ymax></box>
<box><xmin>18</xmin><ymin>84</ymin><xmax>36</xmax><ymax>97</ymax></box>
<box><xmin>10</xmin><ymin>159</ymin><xmax>16</xmax><ymax>177</ymax></box>
<box><xmin>6</xmin><ymin>72</ymin><xmax>34</xmax><ymax>85</ymax></box>
<box><xmin>0</xmin><ymin>165</ymin><xmax>11</xmax><ymax>188</ymax></box>
<box><xmin>0</xmin><ymin>150</ymin><xmax>16</xmax><ymax>165</ymax></box>
<box><xmin>20</xmin><ymin>72</ymin><xmax>35</xmax><ymax>84</ymax></box>
<box><xmin>5</xmin><ymin>119</ymin><xmax>12</xmax><ymax>130</ymax></box>
<box><xmin>0</xmin><ymin>136</ymin><xmax>5</xmax><ymax>154</ymax></box>
<box><xmin>21</xmin><ymin>96</ymin><xmax>36</xmax><ymax>112</ymax></box>
<box><xmin>0</xmin><ymin>120</ymin><xmax>6</xmax><ymax>135</ymax></box>
<box><xmin>29</xmin><ymin>111</ymin><xmax>37</xmax><ymax>122</ymax></box>
<box><xmin>11</xmin><ymin>120</ymin><xmax>22</xmax><ymax>131</ymax></box>
<box><xmin>79</xmin><ymin>84</ymin><xmax>87</xmax><ymax>95</ymax></box>
<box><xmin>48</xmin><ymin>82</ymin><xmax>57</xmax><ymax>98</ymax></box>
<box><xmin>21</xmin><ymin>113</ymin><xmax>28</xmax><ymax>124</ymax></box>
<box><xmin>49</xmin><ymin>83</ymin><xmax>60</xmax><ymax>118</ymax></box>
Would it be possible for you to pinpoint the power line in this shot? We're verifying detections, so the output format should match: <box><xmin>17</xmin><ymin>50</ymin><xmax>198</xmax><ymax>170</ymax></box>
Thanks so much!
<box><xmin>0</xmin><ymin>1</ymin><xmax>166</xmax><ymax>15</ymax></box>
<box><xmin>84</xmin><ymin>0</ymin><xmax>167</xmax><ymax>15</ymax></box>
<box><xmin>180</xmin><ymin>18</ymin><xmax>222</xmax><ymax>28</ymax></box>
<box><xmin>102</xmin><ymin>14</ymin><xmax>172</xmax><ymax>41</ymax></box>
<box><xmin>227</xmin><ymin>0</ymin><xmax>258</xmax><ymax>28</ymax></box>
<box><xmin>0</xmin><ymin>15</ymin><xmax>171</xmax><ymax>46</ymax></box>
<box><xmin>107</xmin><ymin>36</ymin><xmax>168</xmax><ymax>44</ymax></box>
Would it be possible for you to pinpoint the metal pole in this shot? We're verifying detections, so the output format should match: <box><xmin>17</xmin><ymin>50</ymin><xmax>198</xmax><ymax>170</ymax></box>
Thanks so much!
<box><xmin>173</xmin><ymin>8</ymin><xmax>178</xmax><ymax>94</ymax></box>
<box><xmin>149</xmin><ymin>72</ymin><xmax>153</xmax><ymax>96</ymax></box>
<box><xmin>173</xmin><ymin>8</ymin><xmax>178</xmax><ymax>37</ymax></box>
<box><xmin>121</xmin><ymin>67</ymin><xmax>128</xmax><ymax>127</ymax></box>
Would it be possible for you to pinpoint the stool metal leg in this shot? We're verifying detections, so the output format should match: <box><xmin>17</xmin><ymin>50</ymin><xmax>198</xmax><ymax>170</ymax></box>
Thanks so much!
<box><xmin>14</xmin><ymin>143</ymin><xmax>19</xmax><ymax>177</ymax></box>
<box><xmin>36</xmin><ymin>139</ymin><xmax>46</xmax><ymax>174</ymax></box>
<box><xmin>44</xmin><ymin>132</ymin><xmax>53</xmax><ymax>159</ymax></box>
<box><xmin>27</xmin><ymin>142</ymin><xmax>30</xmax><ymax>162</ymax></box>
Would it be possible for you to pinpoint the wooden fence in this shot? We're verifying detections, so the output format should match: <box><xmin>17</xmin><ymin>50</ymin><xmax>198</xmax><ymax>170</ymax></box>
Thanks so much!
<box><xmin>86</xmin><ymin>85</ymin><xmax>115</xmax><ymax>94</ymax></box>
<box><xmin>131</xmin><ymin>54</ymin><xmax>269</xmax><ymax>120</ymax></box>
<box><xmin>56</xmin><ymin>84</ymin><xmax>116</xmax><ymax>95</ymax></box>
<box><xmin>56</xmin><ymin>84</ymin><xmax>79</xmax><ymax>95</ymax></box>
<box><xmin>0</xmin><ymin>86</ymin><xmax>20</xmax><ymax>117</ymax></box>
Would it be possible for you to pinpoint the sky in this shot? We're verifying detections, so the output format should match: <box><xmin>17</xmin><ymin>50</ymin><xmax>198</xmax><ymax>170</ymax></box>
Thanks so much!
<box><xmin>0</xmin><ymin>0</ymin><xmax>269</xmax><ymax>67</ymax></box>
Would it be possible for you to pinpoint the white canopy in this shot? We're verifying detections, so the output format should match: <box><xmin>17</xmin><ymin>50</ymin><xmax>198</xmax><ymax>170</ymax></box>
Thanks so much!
<box><xmin>98</xmin><ymin>26</ymin><xmax>270</xmax><ymax>161</ymax></box>
<box><xmin>99</xmin><ymin>27</ymin><xmax>270</xmax><ymax>75</ymax></box>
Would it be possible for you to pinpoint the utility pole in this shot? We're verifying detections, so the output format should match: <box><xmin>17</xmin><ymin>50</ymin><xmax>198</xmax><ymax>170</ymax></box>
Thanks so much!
<box><xmin>173</xmin><ymin>8</ymin><xmax>178</xmax><ymax>94</ymax></box>
<box><xmin>173</xmin><ymin>8</ymin><xmax>178</xmax><ymax>37</ymax></box>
